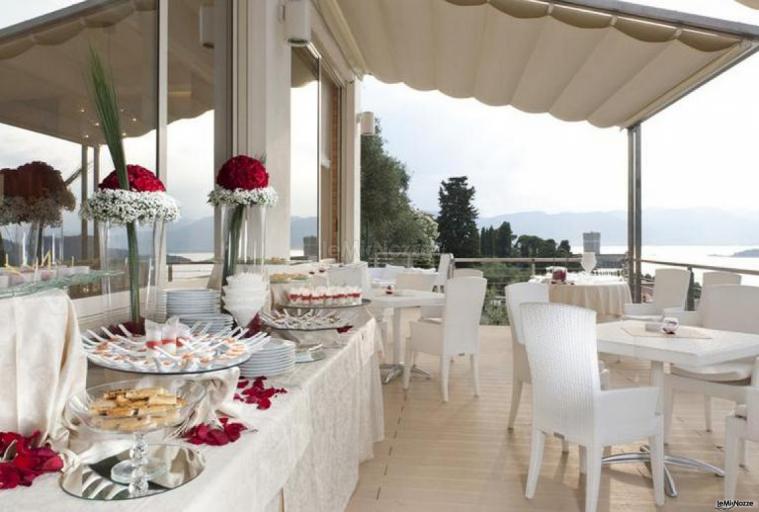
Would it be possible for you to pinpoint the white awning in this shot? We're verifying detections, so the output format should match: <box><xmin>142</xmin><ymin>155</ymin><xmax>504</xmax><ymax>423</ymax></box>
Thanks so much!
<box><xmin>0</xmin><ymin>0</ymin><xmax>213</xmax><ymax>145</ymax></box>
<box><xmin>318</xmin><ymin>0</ymin><xmax>759</xmax><ymax>128</ymax></box>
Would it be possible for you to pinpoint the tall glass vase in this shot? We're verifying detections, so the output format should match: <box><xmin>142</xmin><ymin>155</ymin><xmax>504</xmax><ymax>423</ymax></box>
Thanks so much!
<box><xmin>144</xmin><ymin>218</ymin><xmax>166</xmax><ymax>323</ymax></box>
<box><xmin>222</xmin><ymin>204</ymin><xmax>267</xmax><ymax>284</ymax></box>
<box><xmin>98</xmin><ymin>221</ymin><xmax>115</xmax><ymax>328</ymax></box>
<box><xmin>1</xmin><ymin>222</ymin><xmax>33</xmax><ymax>267</ymax></box>
<box><xmin>98</xmin><ymin>220</ymin><xmax>166</xmax><ymax>329</ymax></box>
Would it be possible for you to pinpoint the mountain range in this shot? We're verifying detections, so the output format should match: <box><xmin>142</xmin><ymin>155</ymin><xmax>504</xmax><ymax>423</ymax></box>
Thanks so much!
<box><xmin>71</xmin><ymin>207</ymin><xmax>759</xmax><ymax>254</ymax></box>
<box><xmin>478</xmin><ymin>208</ymin><xmax>759</xmax><ymax>246</ymax></box>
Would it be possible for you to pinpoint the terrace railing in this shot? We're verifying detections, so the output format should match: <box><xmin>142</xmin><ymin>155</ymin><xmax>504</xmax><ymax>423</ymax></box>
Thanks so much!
<box><xmin>640</xmin><ymin>258</ymin><xmax>759</xmax><ymax>310</ymax></box>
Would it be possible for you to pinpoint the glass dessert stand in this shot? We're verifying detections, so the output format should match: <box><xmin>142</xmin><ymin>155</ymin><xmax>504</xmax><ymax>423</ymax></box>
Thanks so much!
<box><xmin>66</xmin><ymin>378</ymin><xmax>206</xmax><ymax>498</ymax></box>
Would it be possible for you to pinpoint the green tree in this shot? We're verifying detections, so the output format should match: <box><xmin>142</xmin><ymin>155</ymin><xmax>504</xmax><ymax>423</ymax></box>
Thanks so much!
<box><xmin>557</xmin><ymin>240</ymin><xmax>572</xmax><ymax>257</ymax></box>
<box><xmin>494</xmin><ymin>222</ymin><xmax>515</xmax><ymax>257</ymax></box>
<box><xmin>437</xmin><ymin>176</ymin><xmax>480</xmax><ymax>257</ymax></box>
<box><xmin>360</xmin><ymin>121</ymin><xmax>437</xmax><ymax>259</ymax></box>
<box><xmin>480</xmin><ymin>226</ymin><xmax>496</xmax><ymax>257</ymax></box>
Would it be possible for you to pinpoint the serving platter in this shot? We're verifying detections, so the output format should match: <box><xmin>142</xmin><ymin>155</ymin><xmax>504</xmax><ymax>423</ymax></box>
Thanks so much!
<box><xmin>81</xmin><ymin>324</ymin><xmax>270</xmax><ymax>375</ymax></box>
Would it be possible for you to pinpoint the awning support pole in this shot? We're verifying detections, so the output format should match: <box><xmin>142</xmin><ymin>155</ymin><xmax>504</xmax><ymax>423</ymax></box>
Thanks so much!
<box><xmin>627</xmin><ymin>124</ymin><xmax>642</xmax><ymax>302</ymax></box>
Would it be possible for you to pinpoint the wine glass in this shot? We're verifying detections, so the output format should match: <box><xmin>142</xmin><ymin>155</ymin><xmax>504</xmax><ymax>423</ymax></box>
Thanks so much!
<box><xmin>581</xmin><ymin>252</ymin><xmax>597</xmax><ymax>276</ymax></box>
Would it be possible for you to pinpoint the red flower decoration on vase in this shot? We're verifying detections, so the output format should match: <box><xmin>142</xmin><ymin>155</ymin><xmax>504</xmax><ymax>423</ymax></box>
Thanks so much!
<box><xmin>0</xmin><ymin>431</ymin><xmax>64</xmax><ymax>490</ymax></box>
<box><xmin>216</xmin><ymin>156</ymin><xmax>269</xmax><ymax>190</ymax></box>
<box><xmin>99</xmin><ymin>164</ymin><xmax>166</xmax><ymax>192</ymax></box>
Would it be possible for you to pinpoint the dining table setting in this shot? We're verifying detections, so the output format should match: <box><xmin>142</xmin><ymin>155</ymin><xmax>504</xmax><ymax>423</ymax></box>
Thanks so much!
<box><xmin>0</xmin><ymin>266</ymin><xmax>385</xmax><ymax>512</ymax></box>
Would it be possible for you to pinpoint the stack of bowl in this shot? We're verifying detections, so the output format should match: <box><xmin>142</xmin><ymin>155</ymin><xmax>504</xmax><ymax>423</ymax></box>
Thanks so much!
<box><xmin>223</xmin><ymin>273</ymin><xmax>268</xmax><ymax>327</ymax></box>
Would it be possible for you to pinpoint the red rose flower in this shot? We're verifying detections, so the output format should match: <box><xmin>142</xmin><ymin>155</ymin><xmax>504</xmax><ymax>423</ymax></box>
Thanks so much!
<box><xmin>0</xmin><ymin>430</ymin><xmax>63</xmax><ymax>491</ymax></box>
<box><xmin>183</xmin><ymin>417</ymin><xmax>249</xmax><ymax>446</ymax></box>
<box><xmin>234</xmin><ymin>377</ymin><xmax>287</xmax><ymax>409</ymax></box>
<box><xmin>99</xmin><ymin>165</ymin><xmax>166</xmax><ymax>192</ymax></box>
<box><xmin>216</xmin><ymin>155</ymin><xmax>269</xmax><ymax>191</ymax></box>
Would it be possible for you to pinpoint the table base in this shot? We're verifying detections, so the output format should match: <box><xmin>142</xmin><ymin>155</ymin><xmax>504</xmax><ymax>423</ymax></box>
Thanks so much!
<box><xmin>380</xmin><ymin>364</ymin><xmax>432</xmax><ymax>384</ymax></box>
<box><xmin>603</xmin><ymin>446</ymin><xmax>724</xmax><ymax>497</ymax></box>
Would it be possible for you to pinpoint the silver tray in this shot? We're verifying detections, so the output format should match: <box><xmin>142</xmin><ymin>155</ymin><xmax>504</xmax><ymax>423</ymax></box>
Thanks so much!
<box><xmin>281</xmin><ymin>298</ymin><xmax>371</xmax><ymax>311</ymax></box>
<box><xmin>60</xmin><ymin>444</ymin><xmax>204</xmax><ymax>501</ymax></box>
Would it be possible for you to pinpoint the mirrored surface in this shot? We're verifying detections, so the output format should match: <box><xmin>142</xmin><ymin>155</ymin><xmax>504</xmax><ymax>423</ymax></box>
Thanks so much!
<box><xmin>60</xmin><ymin>444</ymin><xmax>204</xmax><ymax>501</ymax></box>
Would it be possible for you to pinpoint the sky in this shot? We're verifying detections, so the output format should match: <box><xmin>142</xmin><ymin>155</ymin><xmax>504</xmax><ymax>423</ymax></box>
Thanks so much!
<box><xmin>361</xmin><ymin>0</ymin><xmax>759</xmax><ymax>218</ymax></box>
<box><xmin>3</xmin><ymin>0</ymin><xmax>759</xmax><ymax>226</ymax></box>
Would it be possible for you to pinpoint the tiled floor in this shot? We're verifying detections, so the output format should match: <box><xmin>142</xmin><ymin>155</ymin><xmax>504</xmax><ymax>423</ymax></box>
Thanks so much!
<box><xmin>347</xmin><ymin>321</ymin><xmax>758</xmax><ymax>511</ymax></box>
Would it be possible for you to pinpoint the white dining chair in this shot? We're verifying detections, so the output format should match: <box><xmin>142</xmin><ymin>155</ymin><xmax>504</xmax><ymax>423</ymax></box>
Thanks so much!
<box><xmin>521</xmin><ymin>303</ymin><xmax>665</xmax><ymax>512</ymax></box>
<box><xmin>702</xmin><ymin>271</ymin><xmax>741</xmax><ymax>288</ymax></box>
<box><xmin>665</xmin><ymin>285</ymin><xmax>759</xmax><ymax>454</ymax></box>
<box><xmin>402</xmin><ymin>277</ymin><xmax>486</xmax><ymax>402</ymax></box>
<box><xmin>505</xmin><ymin>283</ymin><xmax>610</xmax><ymax>451</ymax></box>
<box><xmin>623</xmin><ymin>268</ymin><xmax>691</xmax><ymax>320</ymax></box>
<box><xmin>433</xmin><ymin>253</ymin><xmax>453</xmax><ymax>290</ymax></box>
<box><xmin>453</xmin><ymin>268</ymin><xmax>484</xmax><ymax>278</ymax></box>
<box><xmin>725</xmin><ymin>387</ymin><xmax>759</xmax><ymax>498</ymax></box>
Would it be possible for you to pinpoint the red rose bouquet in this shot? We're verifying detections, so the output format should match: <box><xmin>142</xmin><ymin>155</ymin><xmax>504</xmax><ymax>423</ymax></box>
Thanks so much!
<box><xmin>208</xmin><ymin>155</ymin><xmax>278</xmax><ymax>282</ymax></box>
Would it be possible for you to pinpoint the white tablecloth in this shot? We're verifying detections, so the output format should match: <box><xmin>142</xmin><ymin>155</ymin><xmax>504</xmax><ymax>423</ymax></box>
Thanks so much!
<box><xmin>0</xmin><ymin>290</ymin><xmax>87</xmax><ymax>448</ymax></box>
<box><xmin>548</xmin><ymin>280</ymin><xmax>632</xmax><ymax>318</ymax></box>
<box><xmin>1</xmin><ymin>318</ymin><xmax>384</xmax><ymax>512</ymax></box>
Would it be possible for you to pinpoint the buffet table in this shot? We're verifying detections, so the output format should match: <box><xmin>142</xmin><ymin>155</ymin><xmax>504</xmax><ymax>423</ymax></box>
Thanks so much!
<box><xmin>1</xmin><ymin>315</ymin><xmax>384</xmax><ymax>512</ymax></box>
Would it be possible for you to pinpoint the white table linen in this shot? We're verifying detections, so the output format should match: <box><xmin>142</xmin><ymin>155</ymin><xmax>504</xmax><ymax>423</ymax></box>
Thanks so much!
<box><xmin>547</xmin><ymin>277</ymin><xmax>631</xmax><ymax>318</ymax></box>
<box><xmin>0</xmin><ymin>290</ymin><xmax>86</xmax><ymax>448</ymax></box>
<box><xmin>1</xmin><ymin>318</ymin><xmax>383</xmax><ymax>512</ymax></box>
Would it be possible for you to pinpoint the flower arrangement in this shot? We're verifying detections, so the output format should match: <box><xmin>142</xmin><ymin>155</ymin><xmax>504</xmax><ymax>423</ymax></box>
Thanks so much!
<box><xmin>208</xmin><ymin>155</ymin><xmax>277</xmax><ymax>282</ymax></box>
<box><xmin>84</xmin><ymin>48</ymin><xmax>180</xmax><ymax>325</ymax></box>
<box><xmin>81</xmin><ymin>165</ymin><xmax>179</xmax><ymax>225</ymax></box>
<box><xmin>0</xmin><ymin>162</ymin><xmax>75</xmax><ymax>226</ymax></box>
<box><xmin>0</xmin><ymin>431</ymin><xmax>64</xmax><ymax>490</ymax></box>
<box><xmin>207</xmin><ymin>155</ymin><xmax>278</xmax><ymax>208</ymax></box>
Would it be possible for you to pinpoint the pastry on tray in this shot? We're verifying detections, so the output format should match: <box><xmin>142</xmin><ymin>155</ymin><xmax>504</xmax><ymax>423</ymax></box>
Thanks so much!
<box><xmin>89</xmin><ymin>387</ymin><xmax>185</xmax><ymax>432</ymax></box>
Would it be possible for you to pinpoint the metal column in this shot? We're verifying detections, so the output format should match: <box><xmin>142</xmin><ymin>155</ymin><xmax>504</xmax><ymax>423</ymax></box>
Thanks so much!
<box><xmin>80</xmin><ymin>145</ymin><xmax>89</xmax><ymax>261</ymax></box>
<box><xmin>92</xmin><ymin>145</ymin><xmax>100</xmax><ymax>261</ymax></box>
<box><xmin>627</xmin><ymin>124</ymin><xmax>642</xmax><ymax>302</ymax></box>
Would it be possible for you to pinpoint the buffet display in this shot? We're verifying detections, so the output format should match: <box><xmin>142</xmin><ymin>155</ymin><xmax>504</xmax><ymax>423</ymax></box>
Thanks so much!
<box><xmin>81</xmin><ymin>321</ymin><xmax>270</xmax><ymax>375</ymax></box>
<box><xmin>260</xmin><ymin>309</ymin><xmax>352</xmax><ymax>331</ymax></box>
<box><xmin>67</xmin><ymin>379</ymin><xmax>207</xmax><ymax>496</ymax></box>
<box><xmin>284</xmin><ymin>286</ymin><xmax>364</xmax><ymax>307</ymax></box>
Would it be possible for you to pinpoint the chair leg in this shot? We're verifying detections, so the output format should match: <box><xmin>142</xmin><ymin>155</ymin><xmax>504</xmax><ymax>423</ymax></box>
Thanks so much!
<box><xmin>724</xmin><ymin>419</ymin><xmax>741</xmax><ymax>499</ymax></box>
<box><xmin>599</xmin><ymin>368</ymin><xmax>611</xmax><ymax>391</ymax></box>
<box><xmin>649</xmin><ymin>426</ymin><xmax>665</xmax><ymax>506</ymax></box>
<box><xmin>704</xmin><ymin>395</ymin><xmax>712</xmax><ymax>432</ymax></box>
<box><xmin>561</xmin><ymin>439</ymin><xmax>569</xmax><ymax>453</ymax></box>
<box><xmin>739</xmin><ymin>437</ymin><xmax>747</xmax><ymax>469</ymax></box>
<box><xmin>508</xmin><ymin>378</ymin><xmax>523</xmax><ymax>430</ymax></box>
<box><xmin>579</xmin><ymin>445</ymin><xmax>586</xmax><ymax>474</ymax></box>
<box><xmin>470</xmin><ymin>354</ymin><xmax>480</xmax><ymax>397</ymax></box>
<box><xmin>584</xmin><ymin>444</ymin><xmax>604</xmax><ymax>512</ymax></box>
<box><xmin>664</xmin><ymin>385</ymin><xmax>674</xmax><ymax>444</ymax></box>
<box><xmin>440</xmin><ymin>356</ymin><xmax>450</xmax><ymax>402</ymax></box>
<box><xmin>525</xmin><ymin>428</ymin><xmax>546</xmax><ymax>499</ymax></box>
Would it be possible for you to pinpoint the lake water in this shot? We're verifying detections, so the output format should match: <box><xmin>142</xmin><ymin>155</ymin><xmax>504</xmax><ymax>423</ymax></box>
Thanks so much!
<box><xmin>171</xmin><ymin>245</ymin><xmax>759</xmax><ymax>285</ymax></box>
<box><xmin>602</xmin><ymin>245</ymin><xmax>759</xmax><ymax>286</ymax></box>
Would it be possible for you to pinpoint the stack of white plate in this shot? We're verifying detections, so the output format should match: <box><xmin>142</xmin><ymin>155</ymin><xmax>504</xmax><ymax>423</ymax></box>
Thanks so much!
<box><xmin>177</xmin><ymin>313</ymin><xmax>234</xmax><ymax>334</ymax></box>
<box><xmin>239</xmin><ymin>338</ymin><xmax>295</xmax><ymax>378</ymax></box>
<box><xmin>166</xmin><ymin>289</ymin><xmax>220</xmax><ymax>317</ymax></box>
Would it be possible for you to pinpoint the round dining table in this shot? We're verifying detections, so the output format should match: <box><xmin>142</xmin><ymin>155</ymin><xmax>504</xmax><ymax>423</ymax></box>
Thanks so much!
<box><xmin>534</xmin><ymin>274</ymin><xmax>632</xmax><ymax>320</ymax></box>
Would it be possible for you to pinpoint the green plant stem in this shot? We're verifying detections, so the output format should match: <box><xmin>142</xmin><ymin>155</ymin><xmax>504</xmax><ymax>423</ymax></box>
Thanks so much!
<box><xmin>223</xmin><ymin>205</ymin><xmax>245</xmax><ymax>285</ymax></box>
<box><xmin>126</xmin><ymin>222</ymin><xmax>140</xmax><ymax>324</ymax></box>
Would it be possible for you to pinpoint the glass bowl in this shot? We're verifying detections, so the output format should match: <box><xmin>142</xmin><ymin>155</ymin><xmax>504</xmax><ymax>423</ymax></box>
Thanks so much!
<box><xmin>67</xmin><ymin>378</ymin><xmax>205</xmax><ymax>497</ymax></box>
